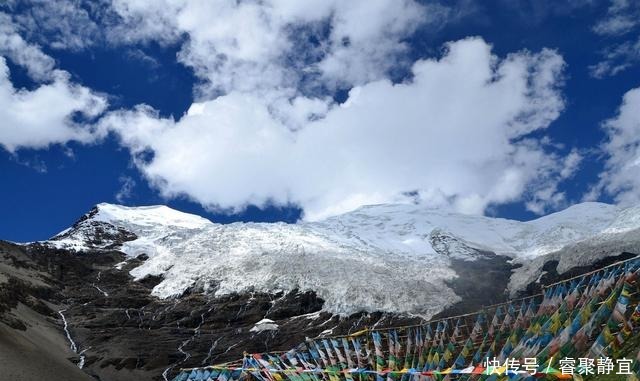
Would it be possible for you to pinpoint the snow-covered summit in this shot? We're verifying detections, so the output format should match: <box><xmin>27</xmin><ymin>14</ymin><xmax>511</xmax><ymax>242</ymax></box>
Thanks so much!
<box><xmin>313</xmin><ymin>202</ymin><xmax>623</xmax><ymax>259</ymax></box>
<box><xmin>91</xmin><ymin>203</ymin><xmax>213</xmax><ymax>229</ymax></box>
<box><xmin>49</xmin><ymin>203</ymin><xmax>212</xmax><ymax>253</ymax></box>
<box><xmin>45</xmin><ymin>201</ymin><xmax>640</xmax><ymax>316</ymax></box>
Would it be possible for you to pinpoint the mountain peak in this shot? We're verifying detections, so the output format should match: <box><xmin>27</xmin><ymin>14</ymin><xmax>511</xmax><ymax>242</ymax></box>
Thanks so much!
<box><xmin>91</xmin><ymin>203</ymin><xmax>213</xmax><ymax>230</ymax></box>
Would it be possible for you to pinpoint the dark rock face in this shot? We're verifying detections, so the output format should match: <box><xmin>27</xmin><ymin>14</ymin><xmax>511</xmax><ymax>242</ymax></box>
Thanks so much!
<box><xmin>49</xmin><ymin>206</ymin><xmax>138</xmax><ymax>250</ymax></box>
<box><xmin>0</xmin><ymin>241</ymin><xmax>423</xmax><ymax>381</ymax></box>
<box><xmin>428</xmin><ymin>229</ymin><xmax>483</xmax><ymax>260</ymax></box>
<box><xmin>434</xmin><ymin>251</ymin><xmax>517</xmax><ymax>318</ymax></box>
<box><xmin>515</xmin><ymin>251</ymin><xmax>639</xmax><ymax>297</ymax></box>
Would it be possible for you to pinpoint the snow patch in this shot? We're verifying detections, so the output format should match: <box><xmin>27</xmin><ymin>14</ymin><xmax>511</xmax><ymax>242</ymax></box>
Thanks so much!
<box><xmin>250</xmin><ymin>318</ymin><xmax>279</xmax><ymax>332</ymax></box>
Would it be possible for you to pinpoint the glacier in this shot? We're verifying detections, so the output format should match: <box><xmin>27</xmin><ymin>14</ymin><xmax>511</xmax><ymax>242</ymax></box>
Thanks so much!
<box><xmin>46</xmin><ymin>201</ymin><xmax>640</xmax><ymax>317</ymax></box>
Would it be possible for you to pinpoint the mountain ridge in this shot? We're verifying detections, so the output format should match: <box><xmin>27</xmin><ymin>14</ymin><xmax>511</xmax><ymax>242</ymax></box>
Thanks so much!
<box><xmin>44</xmin><ymin>201</ymin><xmax>640</xmax><ymax>316</ymax></box>
<box><xmin>2</xmin><ymin>201</ymin><xmax>640</xmax><ymax>381</ymax></box>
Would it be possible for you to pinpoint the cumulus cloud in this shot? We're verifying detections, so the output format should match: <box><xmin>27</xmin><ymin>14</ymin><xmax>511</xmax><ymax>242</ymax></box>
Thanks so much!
<box><xmin>0</xmin><ymin>57</ymin><xmax>107</xmax><ymax>152</ymax></box>
<box><xmin>99</xmin><ymin>38</ymin><xmax>570</xmax><ymax>219</ymax></box>
<box><xmin>1</xmin><ymin>1</ymin><xmax>579</xmax><ymax>219</ymax></box>
<box><xmin>3</xmin><ymin>0</ymin><xmax>448</xmax><ymax>97</ymax></box>
<box><xmin>4</xmin><ymin>0</ymin><xmax>470</xmax><ymax>93</ymax></box>
<box><xmin>0</xmin><ymin>8</ymin><xmax>108</xmax><ymax>153</ymax></box>
<box><xmin>104</xmin><ymin>0</ymin><xmax>449</xmax><ymax>97</ymax></box>
<box><xmin>592</xmin><ymin>87</ymin><xmax>640</xmax><ymax>204</ymax></box>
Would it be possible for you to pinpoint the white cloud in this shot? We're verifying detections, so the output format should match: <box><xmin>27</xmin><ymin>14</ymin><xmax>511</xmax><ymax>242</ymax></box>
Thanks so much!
<box><xmin>0</xmin><ymin>0</ymin><xmax>471</xmax><ymax>97</ymax></box>
<box><xmin>593</xmin><ymin>87</ymin><xmax>640</xmax><ymax>204</ymax></box>
<box><xmin>525</xmin><ymin>148</ymin><xmax>582</xmax><ymax>214</ymax></box>
<box><xmin>0</xmin><ymin>12</ymin><xmax>55</xmax><ymax>81</ymax></box>
<box><xmin>0</xmin><ymin>57</ymin><xmax>107</xmax><ymax>152</ymax></box>
<box><xmin>314</xmin><ymin>0</ymin><xmax>430</xmax><ymax>87</ymax></box>
<box><xmin>105</xmin><ymin>0</ymin><xmax>450</xmax><ymax>97</ymax></box>
<box><xmin>590</xmin><ymin>0</ymin><xmax>640</xmax><ymax>78</ymax></box>
<box><xmin>590</xmin><ymin>36</ymin><xmax>640</xmax><ymax>78</ymax></box>
<box><xmin>560</xmin><ymin>148</ymin><xmax>583</xmax><ymax>179</ymax></box>
<box><xmin>593</xmin><ymin>0</ymin><xmax>639</xmax><ymax>36</ymax></box>
<box><xmin>100</xmin><ymin>38</ymin><xmax>569</xmax><ymax>219</ymax></box>
<box><xmin>4</xmin><ymin>0</ymin><xmax>469</xmax><ymax>92</ymax></box>
<box><xmin>594</xmin><ymin>15</ymin><xmax>637</xmax><ymax>36</ymax></box>
<box><xmin>2</xmin><ymin>0</ymin><xmax>107</xmax><ymax>51</ymax></box>
<box><xmin>115</xmin><ymin>175</ymin><xmax>136</xmax><ymax>202</ymax></box>
<box><xmin>0</xmin><ymin>8</ymin><xmax>109</xmax><ymax>153</ymax></box>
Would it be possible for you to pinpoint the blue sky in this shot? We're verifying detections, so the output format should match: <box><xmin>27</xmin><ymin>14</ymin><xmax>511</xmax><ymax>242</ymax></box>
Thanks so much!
<box><xmin>1</xmin><ymin>0</ymin><xmax>640</xmax><ymax>242</ymax></box>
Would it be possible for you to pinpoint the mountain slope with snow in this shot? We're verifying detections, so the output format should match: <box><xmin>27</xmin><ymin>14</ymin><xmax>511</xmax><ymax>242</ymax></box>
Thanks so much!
<box><xmin>47</xmin><ymin>202</ymin><xmax>640</xmax><ymax>317</ymax></box>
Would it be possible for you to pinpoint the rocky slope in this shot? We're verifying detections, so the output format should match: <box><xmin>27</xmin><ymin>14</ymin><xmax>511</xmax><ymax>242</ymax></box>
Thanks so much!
<box><xmin>1</xmin><ymin>202</ymin><xmax>639</xmax><ymax>380</ymax></box>
<box><xmin>0</xmin><ymin>240</ymin><xmax>427</xmax><ymax>381</ymax></box>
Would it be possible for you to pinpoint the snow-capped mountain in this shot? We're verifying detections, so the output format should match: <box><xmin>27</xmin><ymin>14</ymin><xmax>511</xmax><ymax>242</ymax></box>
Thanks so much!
<box><xmin>48</xmin><ymin>202</ymin><xmax>640</xmax><ymax>317</ymax></box>
<box><xmin>5</xmin><ymin>201</ymin><xmax>640</xmax><ymax>381</ymax></box>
